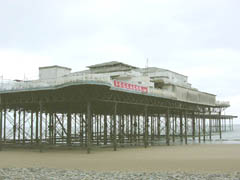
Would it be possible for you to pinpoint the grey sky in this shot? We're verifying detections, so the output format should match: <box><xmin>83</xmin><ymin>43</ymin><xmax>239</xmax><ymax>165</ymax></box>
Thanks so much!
<box><xmin>0</xmin><ymin>0</ymin><xmax>239</xmax><ymax>119</ymax></box>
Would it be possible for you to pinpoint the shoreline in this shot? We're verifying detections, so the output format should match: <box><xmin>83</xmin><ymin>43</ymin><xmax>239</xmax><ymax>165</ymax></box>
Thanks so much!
<box><xmin>1</xmin><ymin>144</ymin><xmax>240</xmax><ymax>173</ymax></box>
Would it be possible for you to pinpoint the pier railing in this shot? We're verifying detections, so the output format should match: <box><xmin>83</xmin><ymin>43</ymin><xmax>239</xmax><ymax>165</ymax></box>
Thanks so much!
<box><xmin>0</xmin><ymin>74</ymin><xmax>111</xmax><ymax>92</ymax></box>
<box><xmin>0</xmin><ymin>75</ymin><xmax>228</xmax><ymax>107</ymax></box>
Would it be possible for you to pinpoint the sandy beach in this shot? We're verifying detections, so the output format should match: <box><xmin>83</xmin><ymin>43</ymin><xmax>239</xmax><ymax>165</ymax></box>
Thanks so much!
<box><xmin>1</xmin><ymin>144</ymin><xmax>240</xmax><ymax>173</ymax></box>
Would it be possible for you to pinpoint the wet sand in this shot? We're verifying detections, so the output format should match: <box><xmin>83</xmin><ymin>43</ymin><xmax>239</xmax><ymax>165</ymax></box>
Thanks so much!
<box><xmin>0</xmin><ymin>144</ymin><xmax>240</xmax><ymax>173</ymax></box>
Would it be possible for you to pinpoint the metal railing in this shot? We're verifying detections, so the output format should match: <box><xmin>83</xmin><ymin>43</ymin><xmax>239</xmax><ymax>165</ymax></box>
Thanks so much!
<box><xmin>0</xmin><ymin>75</ymin><xmax>229</xmax><ymax>107</ymax></box>
<box><xmin>0</xmin><ymin>74</ymin><xmax>111</xmax><ymax>92</ymax></box>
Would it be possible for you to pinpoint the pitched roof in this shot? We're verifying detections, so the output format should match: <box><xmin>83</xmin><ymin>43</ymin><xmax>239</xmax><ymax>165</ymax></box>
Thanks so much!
<box><xmin>87</xmin><ymin>61</ymin><xmax>138</xmax><ymax>69</ymax></box>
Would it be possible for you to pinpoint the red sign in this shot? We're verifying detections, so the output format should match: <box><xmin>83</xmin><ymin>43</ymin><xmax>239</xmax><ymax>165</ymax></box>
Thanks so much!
<box><xmin>113</xmin><ymin>80</ymin><xmax>148</xmax><ymax>93</ymax></box>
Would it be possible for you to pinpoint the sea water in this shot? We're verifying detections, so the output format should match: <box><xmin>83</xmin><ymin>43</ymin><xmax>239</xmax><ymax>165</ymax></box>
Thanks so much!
<box><xmin>209</xmin><ymin>124</ymin><xmax>240</xmax><ymax>144</ymax></box>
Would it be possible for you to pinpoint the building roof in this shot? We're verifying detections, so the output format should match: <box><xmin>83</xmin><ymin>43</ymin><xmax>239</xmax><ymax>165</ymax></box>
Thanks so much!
<box><xmin>39</xmin><ymin>65</ymin><xmax>72</xmax><ymax>71</ymax></box>
<box><xmin>136</xmin><ymin>67</ymin><xmax>188</xmax><ymax>78</ymax></box>
<box><xmin>87</xmin><ymin>61</ymin><xmax>138</xmax><ymax>69</ymax></box>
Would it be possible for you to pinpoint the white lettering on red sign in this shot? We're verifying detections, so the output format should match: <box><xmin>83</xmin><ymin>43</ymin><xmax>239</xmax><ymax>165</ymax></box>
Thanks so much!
<box><xmin>113</xmin><ymin>80</ymin><xmax>148</xmax><ymax>93</ymax></box>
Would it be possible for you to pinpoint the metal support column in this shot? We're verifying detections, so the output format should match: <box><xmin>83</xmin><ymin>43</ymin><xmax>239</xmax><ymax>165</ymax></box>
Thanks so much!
<box><xmin>39</xmin><ymin>102</ymin><xmax>43</xmax><ymax>152</ymax></box>
<box><xmin>166</xmin><ymin>108</ymin><xmax>170</xmax><ymax>146</ymax></box>
<box><xmin>67</xmin><ymin>112</ymin><xmax>72</xmax><ymax>146</ymax></box>
<box><xmin>113</xmin><ymin>103</ymin><xmax>117</xmax><ymax>151</ymax></box>
<box><xmin>22</xmin><ymin>110</ymin><xmax>25</xmax><ymax>144</ymax></box>
<box><xmin>192</xmin><ymin>112</ymin><xmax>195</xmax><ymax>141</ymax></box>
<box><xmin>219</xmin><ymin>111</ymin><xmax>222</xmax><ymax>139</ymax></box>
<box><xmin>13</xmin><ymin>110</ymin><xmax>16</xmax><ymax>143</ymax></box>
<box><xmin>184</xmin><ymin>111</ymin><xmax>187</xmax><ymax>145</ymax></box>
<box><xmin>87</xmin><ymin>101</ymin><xmax>92</xmax><ymax>153</ymax></box>
<box><xmin>144</xmin><ymin>106</ymin><xmax>148</xmax><ymax>148</ymax></box>
<box><xmin>172</xmin><ymin>115</ymin><xmax>175</xmax><ymax>143</ymax></box>
<box><xmin>3</xmin><ymin>109</ymin><xmax>6</xmax><ymax>143</ymax></box>
<box><xmin>36</xmin><ymin>111</ymin><xmax>39</xmax><ymax>144</ymax></box>
<box><xmin>0</xmin><ymin>106</ymin><xmax>2</xmax><ymax>151</ymax></box>
<box><xmin>180</xmin><ymin>113</ymin><xmax>183</xmax><ymax>142</ymax></box>
<box><xmin>31</xmin><ymin>111</ymin><xmax>33</xmax><ymax>144</ymax></box>
<box><xmin>104</xmin><ymin>114</ymin><xmax>107</xmax><ymax>145</ymax></box>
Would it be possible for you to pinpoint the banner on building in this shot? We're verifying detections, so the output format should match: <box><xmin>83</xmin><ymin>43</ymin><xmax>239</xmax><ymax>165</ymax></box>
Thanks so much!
<box><xmin>113</xmin><ymin>80</ymin><xmax>148</xmax><ymax>93</ymax></box>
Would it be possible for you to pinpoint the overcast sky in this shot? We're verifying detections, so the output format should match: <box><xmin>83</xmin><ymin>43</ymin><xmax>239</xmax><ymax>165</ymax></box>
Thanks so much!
<box><xmin>0</xmin><ymin>0</ymin><xmax>239</xmax><ymax>120</ymax></box>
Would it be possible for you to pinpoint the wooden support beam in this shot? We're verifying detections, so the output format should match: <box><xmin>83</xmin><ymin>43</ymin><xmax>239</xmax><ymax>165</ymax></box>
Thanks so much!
<box><xmin>144</xmin><ymin>106</ymin><xmax>148</xmax><ymax>148</ymax></box>
<box><xmin>113</xmin><ymin>103</ymin><xmax>117</xmax><ymax>151</ymax></box>
<box><xmin>87</xmin><ymin>101</ymin><xmax>92</xmax><ymax>153</ymax></box>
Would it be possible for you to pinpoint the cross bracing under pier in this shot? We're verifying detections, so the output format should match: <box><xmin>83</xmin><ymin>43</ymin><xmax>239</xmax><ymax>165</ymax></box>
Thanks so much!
<box><xmin>0</xmin><ymin>83</ymin><xmax>237</xmax><ymax>153</ymax></box>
